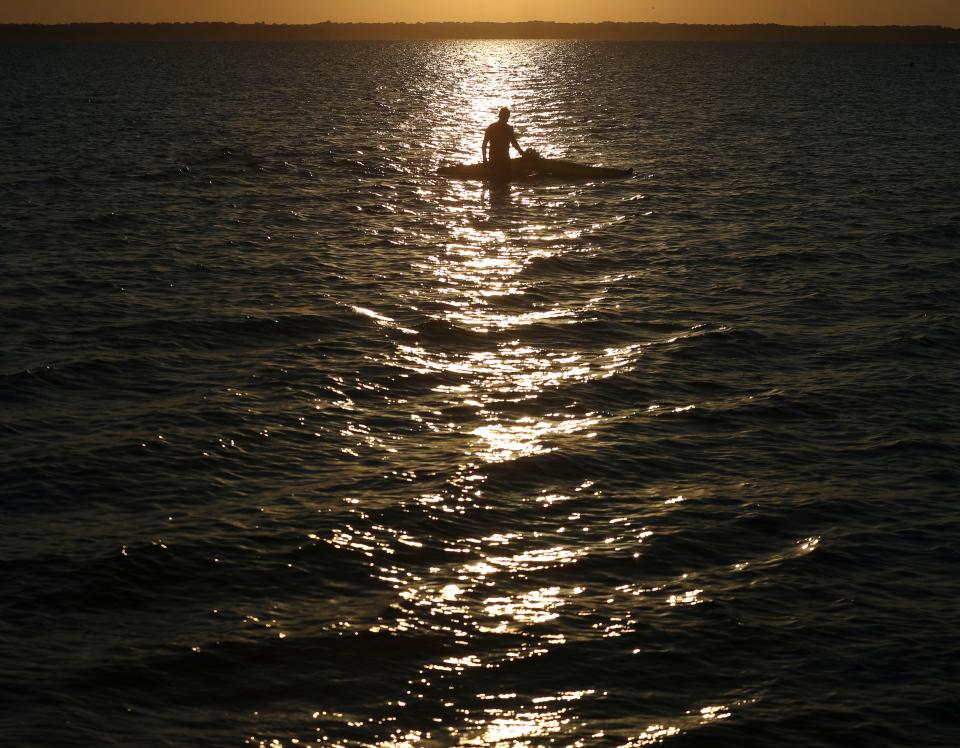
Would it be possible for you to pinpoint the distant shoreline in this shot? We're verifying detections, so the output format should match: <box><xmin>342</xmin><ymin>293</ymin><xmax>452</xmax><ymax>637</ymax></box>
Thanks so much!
<box><xmin>2</xmin><ymin>21</ymin><xmax>960</xmax><ymax>43</ymax></box>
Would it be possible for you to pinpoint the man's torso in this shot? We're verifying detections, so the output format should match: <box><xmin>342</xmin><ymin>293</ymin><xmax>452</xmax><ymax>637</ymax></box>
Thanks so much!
<box><xmin>485</xmin><ymin>122</ymin><xmax>514</xmax><ymax>161</ymax></box>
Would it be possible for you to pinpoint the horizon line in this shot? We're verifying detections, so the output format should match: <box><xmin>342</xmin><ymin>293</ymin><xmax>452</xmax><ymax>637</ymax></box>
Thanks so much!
<box><xmin>3</xmin><ymin>21</ymin><xmax>960</xmax><ymax>29</ymax></box>
<box><xmin>3</xmin><ymin>21</ymin><xmax>958</xmax><ymax>43</ymax></box>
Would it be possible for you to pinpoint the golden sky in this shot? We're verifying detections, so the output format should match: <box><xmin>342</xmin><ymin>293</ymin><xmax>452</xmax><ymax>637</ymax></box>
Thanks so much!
<box><xmin>4</xmin><ymin>0</ymin><xmax>960</xmax><ymax>25</ymax></box>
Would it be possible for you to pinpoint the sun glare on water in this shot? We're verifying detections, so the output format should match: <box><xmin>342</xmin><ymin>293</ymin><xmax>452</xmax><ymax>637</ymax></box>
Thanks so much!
<box><xmin>255</xmin><ymin>40</ymin><xmax>754</xmax><ymax>748</ymax></box>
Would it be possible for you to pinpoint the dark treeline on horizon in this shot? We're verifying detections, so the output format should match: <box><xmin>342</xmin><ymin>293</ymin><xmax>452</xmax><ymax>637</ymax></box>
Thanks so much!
<box><xmin>2</xmin><ymin>21</ymin><xmax>960</xmax><ymax>43</ymax></box>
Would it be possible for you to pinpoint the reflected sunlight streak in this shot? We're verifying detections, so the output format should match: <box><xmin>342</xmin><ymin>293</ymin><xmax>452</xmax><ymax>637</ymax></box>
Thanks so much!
<box><xmin>312</xmin><ymin>41</ymin><xmax>731</xmax><ymax>748</ymax></box>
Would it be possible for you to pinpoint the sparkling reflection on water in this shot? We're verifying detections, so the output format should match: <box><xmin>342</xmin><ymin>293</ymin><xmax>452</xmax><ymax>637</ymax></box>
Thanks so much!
<box><xmin>316</xmin><ymin>42</ymin><xmax>736</xmax><ymax>747</ymax></box>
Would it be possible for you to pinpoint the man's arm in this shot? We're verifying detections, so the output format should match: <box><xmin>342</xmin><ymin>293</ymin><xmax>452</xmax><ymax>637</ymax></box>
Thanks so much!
<box><xmin>482</xmin><ymin>130</ymin><xmax>490</xmax><ymax>163</ymax></box>
<box><xmin>510</xmin><ymin>129</ymin><xmax>522</xmax><ymax>155</ymax></box>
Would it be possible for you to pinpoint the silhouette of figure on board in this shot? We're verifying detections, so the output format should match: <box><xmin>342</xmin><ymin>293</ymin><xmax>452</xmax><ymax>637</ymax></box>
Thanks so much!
<box><xmin>482</xmin><ymin>107</ymin><xmax>523</xmax><ymax>182</ymax></box>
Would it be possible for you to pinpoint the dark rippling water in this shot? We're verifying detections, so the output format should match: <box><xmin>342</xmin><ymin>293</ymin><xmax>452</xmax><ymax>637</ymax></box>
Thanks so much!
<box><xmin>1</xmin><ymin>40</ymin><xmax>959</xmax><ymax>747</ymax></box>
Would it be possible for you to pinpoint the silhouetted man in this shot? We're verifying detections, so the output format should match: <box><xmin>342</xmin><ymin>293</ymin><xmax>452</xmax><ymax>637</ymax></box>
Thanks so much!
<box><xmin>482</xmin><ymin>107</ymin><xmax>523</xmax><ymax>182</ymax></box>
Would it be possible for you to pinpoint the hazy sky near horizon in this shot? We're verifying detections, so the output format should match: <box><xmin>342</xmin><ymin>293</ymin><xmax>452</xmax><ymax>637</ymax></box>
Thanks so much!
<box><xmin>3</xmin><ymin>0</ymin><xmax>960</xmax><ymax>26</ymax></box>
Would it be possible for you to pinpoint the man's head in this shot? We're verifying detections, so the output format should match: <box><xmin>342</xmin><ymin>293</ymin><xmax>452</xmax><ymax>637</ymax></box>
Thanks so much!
<box><xmin>498</xmin><ymin>107</ymin><xmax>510</xmax><ymax>123</ymax></box>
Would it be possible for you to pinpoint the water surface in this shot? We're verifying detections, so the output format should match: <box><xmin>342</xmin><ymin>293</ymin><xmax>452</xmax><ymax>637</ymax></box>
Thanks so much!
<box><xmin>1</xmin><ymin>41</ymin><xmax>958</xmax><ymax>747</ymax></box>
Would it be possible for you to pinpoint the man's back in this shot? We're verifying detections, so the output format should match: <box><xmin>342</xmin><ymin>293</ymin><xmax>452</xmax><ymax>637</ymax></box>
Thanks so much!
<box><xmin>484</xmin><ymin>121</ymin><xmax>514</xmax><ymax>161</ymax></box>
